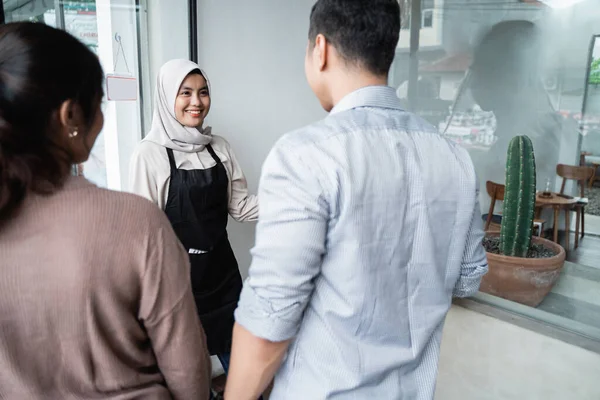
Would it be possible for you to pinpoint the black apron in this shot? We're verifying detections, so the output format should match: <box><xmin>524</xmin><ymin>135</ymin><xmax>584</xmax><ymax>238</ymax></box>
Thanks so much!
<box><xmin>163</xmin><ymin>145</ymin><xmax>242</xmax><ymax>355</ymax></box>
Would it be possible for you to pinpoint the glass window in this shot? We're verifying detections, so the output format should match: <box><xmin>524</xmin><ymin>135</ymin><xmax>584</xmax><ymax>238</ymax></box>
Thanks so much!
<box><xmin>2</xmin><ymin>0</ymin><xmax>149</xmax><ymax>191</ymax></box>
<box><xmin>3</xmin><ymin>0</ymin><xmax>55</xmax><ymax>24</ymax></box>
<box><xmin>422</xmin><ymin>9</ymin><xmax>433</xmax><ymax>28</ymax></box>
<box><xmin>399</xmin><ymin>0</ymin><xmax>435</xmax><ymax>29</ymax></box>
<box><xmin>390</xmin><ymin>0</ymin><xmax>600</xmax><ymax>340</ymax></box>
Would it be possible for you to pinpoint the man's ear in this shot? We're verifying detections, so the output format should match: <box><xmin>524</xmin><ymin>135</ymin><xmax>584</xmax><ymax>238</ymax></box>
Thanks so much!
<box><xmin>314</xmin><ymin>33</ymin><xmax>328</xmax><ymax>72</ymax></box>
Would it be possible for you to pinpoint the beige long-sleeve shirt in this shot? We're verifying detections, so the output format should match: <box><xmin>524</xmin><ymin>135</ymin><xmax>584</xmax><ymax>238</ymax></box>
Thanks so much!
<box><xmin>129</xmin><ymin>135</ymin><xmax>258</xmax><ymax>221</ymax></box>
<box><xmin>0</xmin><ymin>176</ymin><xmax>211</xmax><ymax>399</ymax></box>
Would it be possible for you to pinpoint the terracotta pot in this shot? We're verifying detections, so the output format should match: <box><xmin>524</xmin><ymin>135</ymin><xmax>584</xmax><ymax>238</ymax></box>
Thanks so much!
<box><xmin>480</xmin><ymin>234</ymin><xmax>566</xmax><ymax>307</ymax></box>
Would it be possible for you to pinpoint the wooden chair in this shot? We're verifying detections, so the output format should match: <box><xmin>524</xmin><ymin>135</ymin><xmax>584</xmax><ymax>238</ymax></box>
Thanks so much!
<box><xmin>484</xmin><ymin>181</ymin><xmax>505</xmax><ymax>232</ymax></box>
<box><xmin>556</xmin><ymin>164</ymin><xmax>595</xmax><ymax>249</ymax></box>
<box><xmin>484</xmin><ymin>181</ymin><xmax>544</xmax><ymax>235</ymax></box>
<box><xmin>580</xmin><ymin>151</ymin><xmax>590</xmax><ymax>167</ymax></box>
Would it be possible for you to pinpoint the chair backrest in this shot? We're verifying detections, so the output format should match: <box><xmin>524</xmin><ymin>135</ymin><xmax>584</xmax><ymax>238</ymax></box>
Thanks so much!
<box><xmin>486</xmin><ymin>181</ymin><xmax>505</xmax><ymax>201</ymax></box>
<box><xmin>485</xmin><ymin>181</ymin><xmax>505</xmax><ymax>231</ymax></box>
<box><xmin>556</xmin><ymin>164</ymin><xmax>594</xmax><ymax>197</ymax></box>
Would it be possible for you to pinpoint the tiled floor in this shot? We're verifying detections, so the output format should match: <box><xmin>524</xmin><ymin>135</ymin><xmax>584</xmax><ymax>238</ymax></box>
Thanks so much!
<box><xmin>575</xmin><ymin>213</ymin><xmax>600</xmax><ymax>237</ymax></box>
<box><xmin>537</xmin><ymin>231</ymin><xmax>600</xmax><ymax>330</ymax></box>
<box><xmin>563</xmin><ymin>227</ymin><xmax>600</xmax><ymax>269</ymax></box>
<box><xmin>538</xmin><ymin>262</ymin><xmax>600</xmax><ymax>329</ymax></box>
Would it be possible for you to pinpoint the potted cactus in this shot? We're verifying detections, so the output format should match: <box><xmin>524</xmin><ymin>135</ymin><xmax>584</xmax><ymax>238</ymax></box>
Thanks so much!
<box><xmin>480</xmin><ymin>135</ymin><xmax>566</xmax><ymax>307</ymax></box>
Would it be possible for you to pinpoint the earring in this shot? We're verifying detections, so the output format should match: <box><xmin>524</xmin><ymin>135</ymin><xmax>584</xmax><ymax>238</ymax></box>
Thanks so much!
<box><xmin>69</xmin><ymin>128</ymin><xmax>79</xmax><ymax>138</ymax></box>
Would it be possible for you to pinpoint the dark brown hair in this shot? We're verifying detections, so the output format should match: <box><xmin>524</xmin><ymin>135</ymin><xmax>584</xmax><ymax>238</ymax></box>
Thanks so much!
<box><xmin>469</xmin><ymin>20</ymin><xmax>543</xmax><ymax>101</ymax></box>
<box><xmin>0</xmin><ymin>22</ymin><xmax>104</xmax><ymax>222</ymax></box>
<box><xmin>308</xmin><ymin>0</ymin><xmax>400</xmax><ymax>76</ymax></box>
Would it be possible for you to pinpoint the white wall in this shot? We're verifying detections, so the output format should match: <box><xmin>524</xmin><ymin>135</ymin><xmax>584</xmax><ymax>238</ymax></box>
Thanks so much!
<box><xmin>436</xmin><ymin>306</ymin><xmax>600</xmax><ymax>400</ymax></box>
<box><xmin>196</xmin><ymin>0</ymin><xmax>326</xmax><ymax>276</ymax></box>
<box><xmin>146</xmin><ymin>0</ymin><xmax>190</xmax><ymax>127</ymax></box>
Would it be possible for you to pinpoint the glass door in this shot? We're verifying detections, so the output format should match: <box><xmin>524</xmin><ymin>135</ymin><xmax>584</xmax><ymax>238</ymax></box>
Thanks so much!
<box><xmin>1</xmin><ymin>0</ymin><xmax>149</xmax><ymax>191</ymax></box>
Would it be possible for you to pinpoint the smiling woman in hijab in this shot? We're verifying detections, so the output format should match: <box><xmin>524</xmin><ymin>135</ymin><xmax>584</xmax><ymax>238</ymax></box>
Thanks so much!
<box><xmin>129</xmin><ymin>59</ymin><xmax>259</xmax><ymax>379</ymax></box>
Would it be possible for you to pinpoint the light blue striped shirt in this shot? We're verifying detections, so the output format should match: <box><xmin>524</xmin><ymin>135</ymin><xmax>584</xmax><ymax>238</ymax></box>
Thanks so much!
<box><xmin>235</xmin><ymin>86</ymin><xmax>488</xmax><ymax>399</ymax></box>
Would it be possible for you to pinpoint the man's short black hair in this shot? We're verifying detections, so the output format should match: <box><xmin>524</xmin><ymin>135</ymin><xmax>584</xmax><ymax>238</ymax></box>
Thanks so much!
<box><xmin>308</xmin><ymin>0</ymin><xmax>400</xmax><ymax>76</ymax></box>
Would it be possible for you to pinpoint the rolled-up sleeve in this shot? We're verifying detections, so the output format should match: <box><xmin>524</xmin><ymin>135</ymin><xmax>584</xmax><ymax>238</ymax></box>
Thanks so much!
<box><xmin>453</xmin><ymin>184</ymin><xmax>488</xmax><ymax>298</ymax></box>
<box><xmin>234</xmin><ymin>142</ymin><xmax>328</xmax><ymax>342</ymax></box>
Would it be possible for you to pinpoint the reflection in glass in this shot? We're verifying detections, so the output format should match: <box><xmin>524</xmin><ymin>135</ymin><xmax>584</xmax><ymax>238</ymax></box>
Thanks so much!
<box><xmin>448</xmin><ymin>21</ymin><xmax>563</xmax><ymax>191</ymax></box>
<box><xmin>2</xmin><ymin>0</ymin><xmax>55</xmax><ymax>25</ymax></box>
<box><xmin>581</xmin><ymin>35</ymin><xmax>600</xmax><ymax>189</ymax></box>
<box><xmin>389</xmin><ymin>0</ymin><xmax>600</xmax><ymax>341</ymax></box>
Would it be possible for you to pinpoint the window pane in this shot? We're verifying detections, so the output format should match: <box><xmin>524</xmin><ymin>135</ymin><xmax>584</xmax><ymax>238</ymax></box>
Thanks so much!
<box><xmin>390</xmin><ymin>0</ymin><xmax>600</xmax><ymax>339</ymax></box>
<box><xmin>422</xmin><ymin>9</ymin><xmax>433</xmax><ymax>28</ymax></box>
<box><xmin>2</xmin><ymin>0</ymin><xmax>148</xmax><ymax>190</ymax></box>
<box><xmin>3</xmin><ymin>0</ymin><xmax>55</xmax><ymax>25</ymax></box>
<box><xmin>61</xmin><ymin>1</ymin><xmax>107</xmax><ymax>187</ymax></box>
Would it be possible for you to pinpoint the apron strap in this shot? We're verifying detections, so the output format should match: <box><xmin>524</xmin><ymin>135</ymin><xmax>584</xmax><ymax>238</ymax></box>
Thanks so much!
<box><xmin>166</xmin><ymin>148</ymin><xmax>177</xmax><ymax>172</ymax></box>
<box><xmin>205</xmin><ymin>144</ymin><xmax>222</xmax><ymax>165</ymax></box>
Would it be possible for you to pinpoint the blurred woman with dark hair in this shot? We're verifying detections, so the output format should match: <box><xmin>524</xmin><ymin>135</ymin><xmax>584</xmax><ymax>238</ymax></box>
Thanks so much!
<box><xmin>467</xmin><ymin>20</ymin><xmax>564</xmax><ymax>186</ymax></box>
<box><xmin>0</xmin><ymin>22</ymin><xmax>210</xmax><ymax>399</ymax></box>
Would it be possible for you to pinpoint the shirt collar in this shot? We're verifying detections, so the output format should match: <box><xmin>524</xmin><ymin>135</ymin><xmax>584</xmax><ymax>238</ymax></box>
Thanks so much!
<box><xmin>329</xmin><ymin>85</ymin><xmax>403</xmax><ymax>116</ymax></box>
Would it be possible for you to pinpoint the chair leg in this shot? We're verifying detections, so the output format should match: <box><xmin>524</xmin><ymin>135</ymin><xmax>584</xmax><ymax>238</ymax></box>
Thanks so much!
<box><xmin>565</xmin><ymin>210</ymin><xmax>570</xmax><ymax>252</ymax></box>
<box><xmin>575</xmin><ymin>209</ymin><xmax>580</xmax><ymax>249</ymax></box>
<box><xmin>553</xmin><ymin>208</ymin><xmax>559</xmax><ymax>244</ymax></box>
<box><xmin>582</xmin><ymin>210</ymin><xmax>585</xmax><ymax>239</ymax></box>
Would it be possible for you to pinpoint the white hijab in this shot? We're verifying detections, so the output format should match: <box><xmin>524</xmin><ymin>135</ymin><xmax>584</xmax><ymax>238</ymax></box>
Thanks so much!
<box><xmin>144</xmin><ymin>59</ymin><xmax>213</xmax><ymax>153</ymax></box>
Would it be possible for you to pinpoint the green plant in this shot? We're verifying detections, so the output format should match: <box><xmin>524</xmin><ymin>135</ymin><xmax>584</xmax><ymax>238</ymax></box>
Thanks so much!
<box><xmin>590</xmin><ymin>58</ymin><xmax>600</xmax><ymax>85</ymax></box>
<box><xmin>499</xmin><ymin>135</ymin><xmax>537</xmax><ymax>257</ymax></box>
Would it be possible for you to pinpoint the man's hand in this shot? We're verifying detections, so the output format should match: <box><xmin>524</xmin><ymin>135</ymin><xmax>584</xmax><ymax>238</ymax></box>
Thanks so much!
<box><xmin>224</xmin><ymin>323</ymin><xmax>291</xmax><ymax>400</ymax></box>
